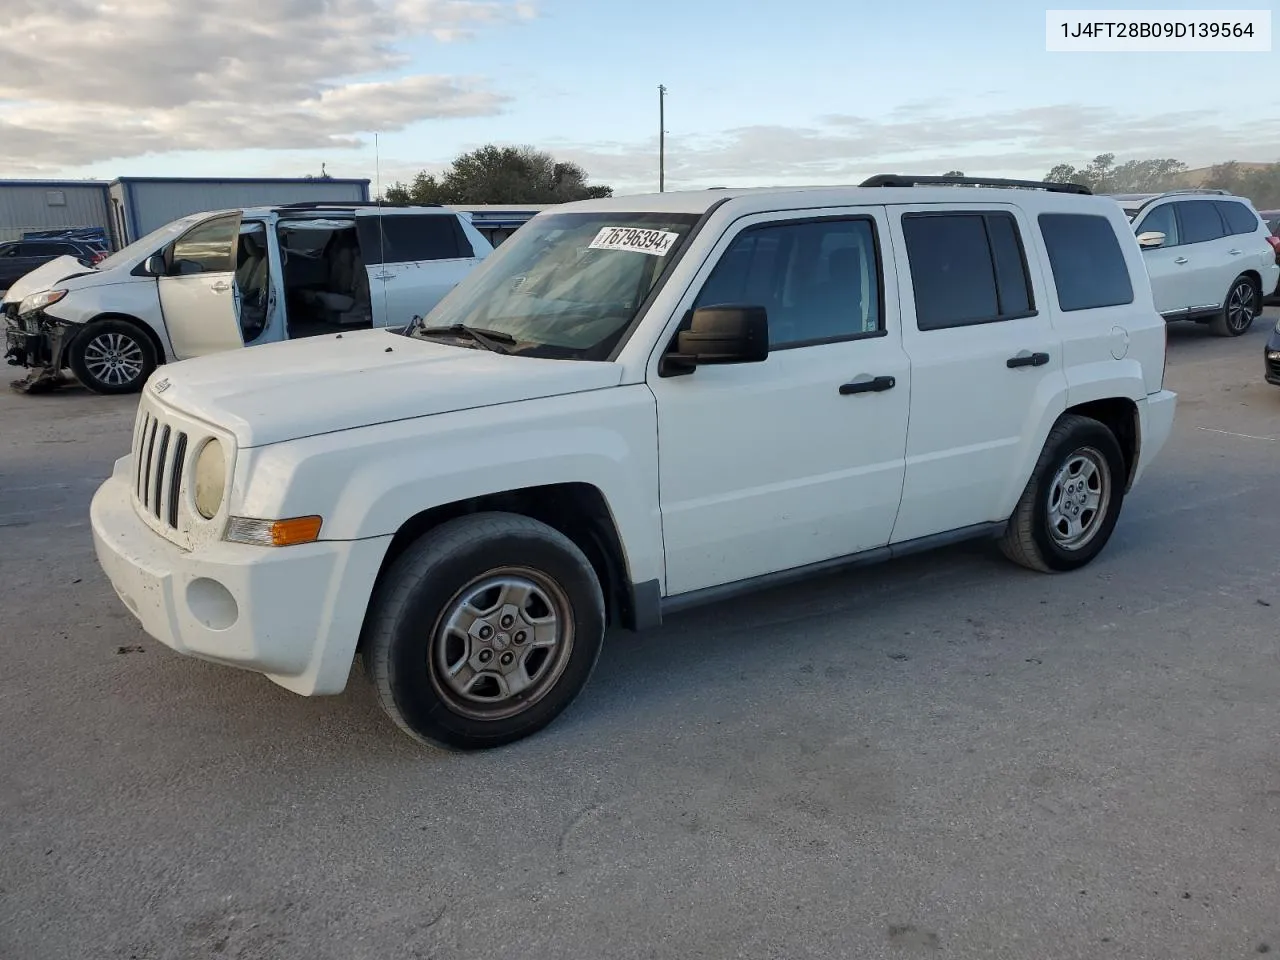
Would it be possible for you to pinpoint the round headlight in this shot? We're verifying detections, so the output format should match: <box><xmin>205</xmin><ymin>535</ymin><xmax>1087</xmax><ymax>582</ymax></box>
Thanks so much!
<box><xmin>193</xmin><ymin>440</ymin><xmax>226</xmax><ymax>520</ymax></box>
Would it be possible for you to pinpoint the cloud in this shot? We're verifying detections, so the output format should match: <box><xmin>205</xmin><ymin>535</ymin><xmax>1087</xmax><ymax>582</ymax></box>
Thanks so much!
<box><xmin>548</xmin><ymin>104</ymin><xmax>1280</xmax><ymax>194</ymax></box>
<box><xmin>0</xmin><ymin>0</ymin><xmax>528</xmax><ymax>169</ymax></box>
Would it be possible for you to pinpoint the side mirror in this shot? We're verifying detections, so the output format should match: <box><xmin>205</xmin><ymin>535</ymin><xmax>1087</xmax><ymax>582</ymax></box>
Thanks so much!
<box><xmin>142</xmin><ymin>253</ymin><xmax>167</xmax><ymax>276</ymax></box>
<box><xmin>661</xmin><ymin>305</ymin><xmax>769</xmax><ymax>376</ymax></box>
<box><xmin>1136</xmin><ymin>231</ymin><xmax>1166</xmax><ymax>249</ymax></box>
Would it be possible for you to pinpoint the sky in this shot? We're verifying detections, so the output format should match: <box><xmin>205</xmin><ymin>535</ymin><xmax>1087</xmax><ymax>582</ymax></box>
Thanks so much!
<box><xmin>1</xmin><ymin>0</ymin><xmax>1277</xmax><ymax>195</ymax></box>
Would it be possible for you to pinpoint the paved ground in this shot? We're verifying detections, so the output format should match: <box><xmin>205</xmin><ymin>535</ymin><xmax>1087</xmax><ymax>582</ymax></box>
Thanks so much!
<box><xmin>2</xmin><ymin>315</ymin><xmax>1279</xmax><ymax>960</ymax></box>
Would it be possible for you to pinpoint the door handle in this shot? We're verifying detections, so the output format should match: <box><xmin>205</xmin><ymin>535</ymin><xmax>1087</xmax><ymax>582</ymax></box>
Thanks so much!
<box><xmin>374</xmin><ymin>272</ymin><xmax>395</xmax><ymax>281</ymax></box>
<box><xmin>210</xmin><ymin>280</ymin><xmax>231</xmax><ymax>293</ymax></box>
<box><xmin>1228</xmin><ymin>248</ymin><xmax>1243</xmax><ymax>256</ymax></box>
<box><xmin>839</xmin><ymin>375</ymin><xmax>896</xmax><ymax>395</ymax></box>
<box><xmin>1173</xmin><ymin>257</ymin><xmax>1189</xmax><ymax>265</ymax></box>
<box><xmin>1007</xmin><ymin>351</ymin><xmax>1050</xmax><ymax>369</ymax></box>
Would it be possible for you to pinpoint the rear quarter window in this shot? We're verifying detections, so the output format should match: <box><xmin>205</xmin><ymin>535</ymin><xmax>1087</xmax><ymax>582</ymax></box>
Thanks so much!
<box><xmin>1215</xmin><ymin>200</ymin><xmax>1262</xmax><ymax>236</ymax></box>
<box><xmin>1037</xmin><ymin>213</ymin><xmax>1135</xmax><ymax>312</ymax></box>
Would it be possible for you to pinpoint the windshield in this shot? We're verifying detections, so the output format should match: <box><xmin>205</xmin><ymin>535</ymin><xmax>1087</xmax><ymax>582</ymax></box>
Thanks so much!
<box><xmin>411</xmin><ymin>211</ymin><xmax>701</xmax><ymax>360</ymax></box>
<box><xmin>95</xmin><ymin>215</ymin><xmax>207</xmax><ymax>272</ymax></box>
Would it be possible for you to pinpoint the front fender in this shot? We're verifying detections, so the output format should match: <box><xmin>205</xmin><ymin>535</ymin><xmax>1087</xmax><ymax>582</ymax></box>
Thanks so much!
<box><xmin>44</xmin><ymin>277</ymin><xmax>172</xmax><ymax>359</ymax></box>
<box><xmin>233</xmin><ymin>385</ymin><xmax>665</xmax><ymax>587</ymax></box>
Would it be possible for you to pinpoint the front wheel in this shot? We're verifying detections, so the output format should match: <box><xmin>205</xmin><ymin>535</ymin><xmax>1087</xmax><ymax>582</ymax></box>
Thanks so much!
<box><xmin>67</xmin><ymin>319</ymin><xmax>157</xmax><ymax>394</ymax></box>
<box><xmin>1210</xmin><ymin>275</ymin><xmax>1260</xmax><ymax>337</ymax></box>
<box><xmin>362</xmin><ymin>512</ymin><xmax>606</xmax><ymax>750</ymax></box>
<box><xmin>999</xmin><ymin>414</ymin><xmax>1127</xmax><ymax>573</ymax></box>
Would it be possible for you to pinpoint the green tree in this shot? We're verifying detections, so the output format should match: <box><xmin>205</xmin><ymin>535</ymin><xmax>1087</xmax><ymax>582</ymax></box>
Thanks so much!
<box><xmin>383</xmin><ymin>145</ymin><xmax>613</xmax><ymax>205</ymax></box>
<box><xmin>1043</xmin><ymin>153</ymin><xmax>1280</xmax><ymax>206</ymax></box>
<box><xmin>942</xmin><ymin>170</ymin><xmax>965</xmax><ymax>177</ymax></box>
<box><xmin>1043</xmin><ymin>154</ymin><xmax>1187</xmax><ymax>193</ymax></box>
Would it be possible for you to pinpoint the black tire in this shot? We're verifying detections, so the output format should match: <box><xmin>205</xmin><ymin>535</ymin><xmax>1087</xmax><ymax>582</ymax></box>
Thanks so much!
<box><xmin>67</xmin><ymin>319</ymin><xmax>158</xmax><ymax>394</ymax></box>
<box><xmin>999</xmin><ymin>414</ymin><xmax>1127</xmax><ymax>573</ymax></box>
<box><xmin>362</xmin><ymin>512</ymin><xmax>606</xmax><ymax>750</ymax></box>
<box><xmin>1209</xmin><ymin>274</ymin><xmax>1260</xmax><ymax>338</ymax></box>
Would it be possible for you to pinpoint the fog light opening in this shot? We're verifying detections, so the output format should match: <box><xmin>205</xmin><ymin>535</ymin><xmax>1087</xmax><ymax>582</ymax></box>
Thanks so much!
<box><xmin>186</xmin><ymin>577</ymin><xmax>239</xmax><ymax>631</ymax></box>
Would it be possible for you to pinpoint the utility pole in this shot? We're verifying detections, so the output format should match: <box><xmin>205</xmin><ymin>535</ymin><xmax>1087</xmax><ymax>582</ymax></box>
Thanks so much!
<box><xmin>658</xmin><ymin>84</ymin><xmax>666</xmax><ymax>192</ymax></box>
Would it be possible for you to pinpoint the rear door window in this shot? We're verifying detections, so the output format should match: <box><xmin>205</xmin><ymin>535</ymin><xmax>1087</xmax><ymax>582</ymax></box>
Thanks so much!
<box><xmin>900</xmin><ymin>212</ymin><xmax>1034</xmax><ymax>330</ymax></box>
<box><xmin>1037</xmin><ymin>213</ymin><xmax>1134</xmax><ymax>312</ymax></box>
<box><xmin>1177</xmin><ymin>200</ymin><xmax>1226</xmax><ymax>244</ymax></box>
<box><xmin>357</xmin><ymin>214</ymin><xmax>472</xmax><ymax>265</ymax></box>
<box><xmin>19</xmin><ymin>242</ymin><xmax>63</xmax><ymax>257</ymax></box>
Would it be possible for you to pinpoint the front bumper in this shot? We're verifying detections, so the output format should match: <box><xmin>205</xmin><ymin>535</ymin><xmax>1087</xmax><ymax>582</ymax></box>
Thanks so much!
<box><xmin>4</xmin><ymin>309</ymin><xmax>61</xmax><ymax>370</ymax></box>
<box><xmin>90</xmin><ymin>455</ymin><xmax>392</xmax><ymax>696</ymax></box>
<box><xmin>1265</xmin><ymin>328</ymin><xmax>1280</xmax><ymax>386</ymax></box>
<box><xmin>1132</xmin><ymin>389</ymin><xmax>1178</xmax><ymax>488</ymax></box>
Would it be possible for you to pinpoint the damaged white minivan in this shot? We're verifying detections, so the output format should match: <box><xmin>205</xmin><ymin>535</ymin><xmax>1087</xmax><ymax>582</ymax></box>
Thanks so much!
<box><xmin>3</xmin><ymin>202</ymin><xmax>493</xmax><ymax>394</ymax></box>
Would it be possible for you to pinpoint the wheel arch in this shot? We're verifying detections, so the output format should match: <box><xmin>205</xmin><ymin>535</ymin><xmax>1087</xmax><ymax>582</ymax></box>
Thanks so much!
<box><xmin>361</xmin><ymin>481</ymin><xmax>642</xmax><ymax>650</ymax></box>
<box><xmin>61</xmin><ymin>312</ymin><xmax>166</xmax><ymax>369</ymax></box>
<box><xmin>1063</xmin><ymin>396</ymin><xmax>1140</xmax><ymax>491</ymax></box>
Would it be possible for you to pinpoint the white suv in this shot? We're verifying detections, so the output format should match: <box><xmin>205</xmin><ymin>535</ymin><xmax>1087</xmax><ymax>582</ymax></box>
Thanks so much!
<box><xmin>89</xmin><ymin>175</ymin><xmax>1177</xmax><ymax>750</ymax></box>
<box><xmin>1115</xmin><ymin>189</ymin><xmax>1280</xmax><ymax>336</ymax></box>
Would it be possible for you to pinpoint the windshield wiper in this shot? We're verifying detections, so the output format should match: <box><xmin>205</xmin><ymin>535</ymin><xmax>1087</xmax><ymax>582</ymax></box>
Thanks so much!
<box><xmin>415</xmin><ymin>322</ymin><xmax>516</xmax><ymax>354</ymax></box>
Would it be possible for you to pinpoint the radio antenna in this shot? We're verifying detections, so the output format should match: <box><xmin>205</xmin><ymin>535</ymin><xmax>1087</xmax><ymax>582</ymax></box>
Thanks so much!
<box><xmin>374</xmin><ymin>132</ymin><xmax>389</xmax><ymax>324</ymax></box>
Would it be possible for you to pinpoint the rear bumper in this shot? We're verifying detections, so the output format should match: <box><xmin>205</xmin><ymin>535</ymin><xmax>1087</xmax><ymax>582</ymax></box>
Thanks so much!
<box><xmin>90</xmin><ymin>455</ymin><xmax>391</xmax><ymax>695</ymax></box>
<box><xmin>1132</xmin><ymin>390</ymin><xmax>1177</xmax><ymax>488</ymax></box>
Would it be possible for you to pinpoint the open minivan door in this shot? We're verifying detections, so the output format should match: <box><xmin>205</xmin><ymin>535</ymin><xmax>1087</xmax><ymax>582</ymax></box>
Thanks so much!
<box><xmin>154</xmin><ymin>212</ymin><xmax>245</xmax><ymax>359</ymax></box>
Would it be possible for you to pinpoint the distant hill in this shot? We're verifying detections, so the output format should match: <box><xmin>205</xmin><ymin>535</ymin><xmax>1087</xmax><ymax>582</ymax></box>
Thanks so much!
<box><xmin>1170</xmin><ymin>163</ymin><xmax>1275</xmax><ymax>187</ymax></box>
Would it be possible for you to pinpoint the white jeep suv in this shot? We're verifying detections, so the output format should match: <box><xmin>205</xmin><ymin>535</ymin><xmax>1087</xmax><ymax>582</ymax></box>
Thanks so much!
<box><xmin>1115</xmin><ymin>189</ymin><xmax>1280</xmax><ymax>336</ymax></box>
<box><xmin>90</xmin><ymin>175</ymin><xmax>1178</xmax><ymax>750</ymax></box>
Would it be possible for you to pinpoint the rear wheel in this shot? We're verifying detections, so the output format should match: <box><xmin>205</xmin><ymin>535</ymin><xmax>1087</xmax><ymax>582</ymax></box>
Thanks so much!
<box><xmin>362</xmin><ymin>512</ymin><xmax>606</xmax><ymax>750</ymax></box>
<box><xmin>999</xmin><ymin>414</ymin><xmax>1127</xmax><ymax>573</ymax></box>
<box><xmin>67</xmin><ymin>319</ymin><xmax>157</xmax><ymax>394</ymax></box>
<box><xmin>1210</xmin><ymin>275</ymin><xmax>1259</xmax><ymax>337</ymax></box>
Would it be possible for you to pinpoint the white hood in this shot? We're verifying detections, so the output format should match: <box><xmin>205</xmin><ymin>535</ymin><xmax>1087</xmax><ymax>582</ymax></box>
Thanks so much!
<box><xmin>151</xmin><ymin>328</ymin><xmax>624</xmax><ymax>448</ymax></box>
<box><xmin>1</xmin><ymin>255</ymin><xmax>98</xmax><ymax>306</ymax></box>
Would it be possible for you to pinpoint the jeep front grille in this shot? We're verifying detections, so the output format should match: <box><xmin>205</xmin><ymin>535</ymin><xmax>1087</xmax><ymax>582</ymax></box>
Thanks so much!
<box><xmin>132</xmin><ymin>408</ymin><xmax>189</xmax><ymax>529</ymax></box>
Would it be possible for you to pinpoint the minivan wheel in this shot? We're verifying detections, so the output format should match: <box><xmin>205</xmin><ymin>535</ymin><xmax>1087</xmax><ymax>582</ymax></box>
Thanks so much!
<box><xmin>67</xmin><ymin>319</ymin><xmax>157</xmax><ymax>394</ymax></box>
<box><xmin>362</xmin><ymin>512</ymin><xmax>606</xmax><ymax>750</ymax></box>
<box><xmin>1210</xmin><ymin>275</ymin><xmax>1259</xmax><ymax>337</ymax></box>
<box><xmin>999</xmin><ymin>414</ymin><xmax>1127</xmax><ymax>573</ymax></box>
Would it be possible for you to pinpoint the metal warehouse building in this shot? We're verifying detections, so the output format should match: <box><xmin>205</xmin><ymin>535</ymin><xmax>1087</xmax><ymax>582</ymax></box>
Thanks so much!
<box><xmin>0</xmin><ymin>176</ymin><xmax>371</xmax><ymax>249</ymax></box>
<box><xmin>0</xmin><ymin>180</ymin><xmax>113</xmax><ymax>245</ymax></box>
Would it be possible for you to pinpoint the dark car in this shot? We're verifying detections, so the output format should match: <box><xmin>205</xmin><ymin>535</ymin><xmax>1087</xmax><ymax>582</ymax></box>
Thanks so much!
<box><xmin>1258</xmin><ymin>210</ymin><xmax>1280</xmax><ymax>305</ymax></box>
<box><xmin>0</xmin><ymin>238</ymin><xmax>104</xmax><ymax>291</ymax></box>
<box><xmin>1265</xmin><ymin>314</ymin><xmax>1280</xmax><ymax>387</ymax></box>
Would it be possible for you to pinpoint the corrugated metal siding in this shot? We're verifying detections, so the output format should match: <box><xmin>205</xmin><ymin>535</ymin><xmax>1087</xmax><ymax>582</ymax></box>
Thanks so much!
<box><xmin>0</xmin><ymin>183</ymin><xmax>112</xmax><ymax>244</ymax></box>
<box><xmin>126</xmin><ymin>180</ymin><xmax>370</xmax><ymax>237</ymax></box>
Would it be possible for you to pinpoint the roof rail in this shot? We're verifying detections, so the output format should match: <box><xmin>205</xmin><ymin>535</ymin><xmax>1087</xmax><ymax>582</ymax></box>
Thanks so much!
<box><xmin>274</xmin><ymin>200</ymin><xmax>442</xmax><ymax>210</ymax></box>
<box><xmin>860</xmin><ymin>174</ymin><xmax>1092</xmax><ymax>195</ymax></box>
<box><xmin>1154</xmin><ymin>187</ymin><xmax>1232</xmax><ymax>197</ymax></box>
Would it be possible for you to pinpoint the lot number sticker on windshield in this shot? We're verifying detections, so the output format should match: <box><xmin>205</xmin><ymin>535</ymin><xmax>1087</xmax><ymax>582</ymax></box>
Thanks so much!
<box><xmin>588</xmin><ymin>226</ymin><xmax>679</xmax><ymax>256</ymax></box>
